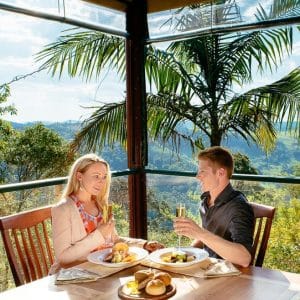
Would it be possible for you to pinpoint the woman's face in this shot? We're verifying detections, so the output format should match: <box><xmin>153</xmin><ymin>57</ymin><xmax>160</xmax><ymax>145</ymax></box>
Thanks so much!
<box><xmin>77</xmin><ymin>162</ymin><xmax>108</xmax><ymax>196</ymax></box>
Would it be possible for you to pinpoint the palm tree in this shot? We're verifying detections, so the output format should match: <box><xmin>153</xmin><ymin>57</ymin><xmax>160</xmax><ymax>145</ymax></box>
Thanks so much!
<box><xmin>36</xmin><ymin>0</ymin><xmax>300</xmax><ymax>154</ymax></box>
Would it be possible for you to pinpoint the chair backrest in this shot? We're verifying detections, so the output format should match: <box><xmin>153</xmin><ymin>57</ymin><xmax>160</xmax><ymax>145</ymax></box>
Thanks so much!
<box><xmin>250</xmin><ymin>202</ymin><xmax>276</xmax><ymax>267</ymax></box>
<box><xmin>0</xmin><ymin>206</ymin><xmax>54</xmax><ymax>286</ymax></box>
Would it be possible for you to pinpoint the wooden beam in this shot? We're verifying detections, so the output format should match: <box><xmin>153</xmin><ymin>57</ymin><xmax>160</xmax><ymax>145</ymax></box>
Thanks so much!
<box><xmin>84</xmin><ymin>0</ymin><xmax>127</xmax><ymax>12</ymax></box>
<box><xmin>147</xmin><ymin>0</ymin><xmax>209</xmax><ymax>13</ymax></box>
<box><xmin>83</xmin><ymin>0</ymin><xmax>209</xmax><ymax>13</ymax></box>
<box><xmin>126</xmin><ymin>0</ymin><xmax>148</xmax><ymax>239</ymax></box>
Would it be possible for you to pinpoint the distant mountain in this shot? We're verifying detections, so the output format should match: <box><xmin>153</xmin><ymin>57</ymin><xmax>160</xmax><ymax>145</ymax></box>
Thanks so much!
<box><xmin>10</xmin><ymin>121</ymin><xmax>300</xmax><ymax>175</ymax></box>
<box><xmin>11</xmin><ymin>121</ymin><xmax>81</xmax><ymax>141</ymax></box>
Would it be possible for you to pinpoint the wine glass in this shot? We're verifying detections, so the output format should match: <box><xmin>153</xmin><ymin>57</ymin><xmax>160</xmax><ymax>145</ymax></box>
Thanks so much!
<box><xmin>107</xmin><ymin>201</ymin><xmax>113</xmax><ymax>220</ymax></box>
<box><xmin>103</xmin><ymin>202</ymin><xmax>114</xmax><ymax>247</ymax></box>
<box><xmin>176</xmin><ymin>203</ymin><xmax>186</xmax><ymax>249</ymax></box>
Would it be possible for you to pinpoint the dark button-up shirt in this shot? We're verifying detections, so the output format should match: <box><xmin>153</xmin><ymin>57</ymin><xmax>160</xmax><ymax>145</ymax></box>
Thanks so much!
<box><xmin>200</xmin><ymin>183</ymin><xmax>254</xmax><ymax>258</ymax></box>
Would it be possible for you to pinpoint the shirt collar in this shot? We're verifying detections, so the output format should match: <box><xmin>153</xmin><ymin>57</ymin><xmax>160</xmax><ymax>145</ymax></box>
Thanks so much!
<box><xmin>200</xmin><ymin>183</ymin><xmax>234</xmax><ymax>209</ymax></box>
<box><xmin>200</xmin><ymin>191</ymin><xmax>210</xmax><ymax>211</ymax></box>
<box><xmin>214</xmin><ymin>183</ymin><xmax>234</xmax><ymax>207</ymax></box>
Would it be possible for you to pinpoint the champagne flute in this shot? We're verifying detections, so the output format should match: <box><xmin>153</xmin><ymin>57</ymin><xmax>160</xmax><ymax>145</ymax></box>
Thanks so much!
<box><xmin>103</xmin><ymin>201</ymin><xmax>113</xmax><ymax>223</ymax></box>
<box><xmin>107</xmin><ymin>202</ymin><xmax>113</xmax><ymax>220</ymax></box>
<box><xmin>176</xmin><ymin>203</ymin><xmax>186</xmax><ymax>249</ymax></box>
<box><xmin>103</xmin><ymin>201</ymin><xmax>113</xmax><ymax>247</ymax></box>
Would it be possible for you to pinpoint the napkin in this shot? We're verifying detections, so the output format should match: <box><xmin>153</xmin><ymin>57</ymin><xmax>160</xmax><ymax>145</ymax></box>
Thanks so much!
<box><xmin>55</xmin><ymin>267</ymin><xmax>101</xmax><ymax>285</ymax></box>
<box><xmin>203</xmin><ymin>258</ymin><xmax>241</xmax><ymax>277</ymax></box>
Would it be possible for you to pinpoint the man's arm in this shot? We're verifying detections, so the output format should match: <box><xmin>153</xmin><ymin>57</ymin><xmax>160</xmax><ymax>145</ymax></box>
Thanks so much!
<box><xmin>197</xmin><ymin>228</ymin><xmax>251</xmax><ymax>267</ymax></box>
<box><xmin>174</xmin><ymin>218</ymin><xmax>251</xmax><ymax>267</ymax></box>
<box><xmin>191</xmin><ymin>239</ymin><xmax>204</xmax><ymax>248</ymax></box>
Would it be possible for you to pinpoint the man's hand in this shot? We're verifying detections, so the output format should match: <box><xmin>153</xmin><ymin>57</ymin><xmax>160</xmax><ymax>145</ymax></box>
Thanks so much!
<box><xmin>173</xmin><ymin>217</ymin><xmax>205</xmax><ymax>240</ymax></box>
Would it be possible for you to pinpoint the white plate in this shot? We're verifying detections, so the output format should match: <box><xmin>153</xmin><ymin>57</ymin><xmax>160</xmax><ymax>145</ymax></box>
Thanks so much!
<box><xmin>87</xmin><ymin>247</ymin><xmax>148</xmax><ymax>267</ymax></box>
<box><xmin>149</xmin><ymin>247</ymin><xmax>209</xmax><ymax>268</ymax></box>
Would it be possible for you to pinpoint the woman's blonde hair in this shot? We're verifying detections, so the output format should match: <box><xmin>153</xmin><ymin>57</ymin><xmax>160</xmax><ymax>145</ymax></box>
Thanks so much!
<box><xmin>63</xmin><ymin>153</ymin><xmax>111</xmax><ymax>209</ymax></box>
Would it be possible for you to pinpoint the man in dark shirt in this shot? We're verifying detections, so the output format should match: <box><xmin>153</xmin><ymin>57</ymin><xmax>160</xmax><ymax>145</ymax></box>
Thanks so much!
<box><xmin>174</xmin><ymin>146</ymin><xmax>254</xmax><ymax>267</ymax></box>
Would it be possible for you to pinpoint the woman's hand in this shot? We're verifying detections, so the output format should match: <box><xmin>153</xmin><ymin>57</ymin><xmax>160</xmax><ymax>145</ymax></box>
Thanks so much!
<box><xmin>144</xmin><ymin>241</ymin><xmax>165</xmax><ymax>253</ymax></box>
<box><xmin>97</xmin><ymin>219</ymin><xmax>115</xmax><ymax>241</ymax></box>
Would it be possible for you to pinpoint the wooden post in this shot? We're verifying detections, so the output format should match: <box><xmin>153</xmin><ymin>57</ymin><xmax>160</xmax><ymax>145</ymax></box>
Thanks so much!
<box><xmin>125</xmin><ymin>0</ymin><xmax>148</xmax><ymax>239</ymax></box>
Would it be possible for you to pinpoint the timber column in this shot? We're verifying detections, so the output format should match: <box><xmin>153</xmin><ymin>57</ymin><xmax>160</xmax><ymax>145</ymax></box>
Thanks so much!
<box><xmin>125</xmin><ymin>0</ymin><xmax>148</xmax><ymax>239</ymax></box>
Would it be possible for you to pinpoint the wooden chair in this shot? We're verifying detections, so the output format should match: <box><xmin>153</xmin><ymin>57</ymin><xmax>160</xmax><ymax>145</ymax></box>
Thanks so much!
<box><xmin>0</xmin><ymin>206</ymin><xmax>54</xmax><ymax>286</ymax></box>
<box><xmin>250</xmin><ymin>202</ymin><xmax>276</xmax><ymax>267</ymax></box>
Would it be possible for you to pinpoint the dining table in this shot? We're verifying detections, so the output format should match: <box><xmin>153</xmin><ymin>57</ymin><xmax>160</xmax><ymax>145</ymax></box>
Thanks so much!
<box><xmin>1</xmin><ymin>261</ymin><xmax>299</xmax><ymax>300</ymax></box>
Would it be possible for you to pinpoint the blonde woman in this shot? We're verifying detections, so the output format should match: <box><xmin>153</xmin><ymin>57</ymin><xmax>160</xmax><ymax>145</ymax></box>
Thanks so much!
<box><xmin>50</xmin><ymin>154</ymin><xmax>163</xmax><ymax>274</ymax></box>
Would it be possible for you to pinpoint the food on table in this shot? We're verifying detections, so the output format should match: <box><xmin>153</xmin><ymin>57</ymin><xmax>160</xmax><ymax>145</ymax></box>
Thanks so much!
<box><xmin>145</xmin><ymin>279</ymin><xmax>166</xmax><ymax>296</ymax></box>
<box><xmin>122</xmin><ymin>269</ymin><xmax>172</xmax><ymax>297</ymax></box>
<box><xmin>154</xmin><ymin>271</ymin><xmax>172</xmax><ymax>286</ymax></box>
<box><xmin>123</xmin><ymin>280</ymin><xmax>140</xmax><ymax>295</ymax></box>
<box><xmin>161</xmin><ymin>250</ymin><xmax>196</xmax><ymax>263</ymax></box>
<box><xmin>103</xmin><ymin>242</ymin><xmax>137</xmax><ymax>263</ymax></box>
<box><xmin>134</xmin><ymin>269</ymin><xmax>154</xmax><ymax>290</ymax></box>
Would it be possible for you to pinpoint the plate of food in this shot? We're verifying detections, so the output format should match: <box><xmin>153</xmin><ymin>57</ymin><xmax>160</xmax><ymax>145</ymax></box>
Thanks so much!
<box><xmin>87</xmin><ymin>242</ymin><xmax>148</xmax><ymax>267</ymax></box>
<box><xmin>118</xmin><ymin>269</ymin><xmax>176</xmax><ymax>300</ymax></box>
<box><xmin>148</xmin><ymin>247</ymin><xmax>208</xmax><ymax>268</ymax></box>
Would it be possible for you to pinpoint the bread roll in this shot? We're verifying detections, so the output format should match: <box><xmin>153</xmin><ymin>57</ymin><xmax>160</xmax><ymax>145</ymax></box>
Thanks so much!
<box><xmin>134</xmin><ymin>270</ymin><xmax>154</xmax><ymax>283</ymax></box>
<box><xmin>134</xmin><ymin>269</ymin><xmax>155</xmax><ymax>290</ymax></box>
<box><xmin>154</xmin><ymin>272</ymin><xmax>172</xmax><ymax>286</ymax></box>
<box><xmin>137</xmin><ymin>276</ymin><xmax>153</xmax><ymax>290</ymax></box>
<box><xmin>145</xmin><ymin>279</ymin><xmax>166</xmax><ymax>296</ymax></box>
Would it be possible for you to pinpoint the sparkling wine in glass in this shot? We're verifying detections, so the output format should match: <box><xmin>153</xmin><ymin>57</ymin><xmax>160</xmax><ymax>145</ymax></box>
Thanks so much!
<box><xmin>107</xmin><ymin>202</ymin><xmax>113</xmax><ymax>219</ymax></box>
<box><xmin>176</xmin><ymin>203</ymin><xmax>186</xmax><ymax>249</ymax></box>
<box><xmin>176</xmin><ymin>204</ymin><xmax>186</xmax><ymax>218</ymax></box>
<box><xmin>104</xmin><ymin>202</ymin><xmax>113</xmax><ymax>247</ymax></box>
<box><xmin>103</xmin><ymin>202</ymin><xmax>113</xmax><ymax>224</ymax></box>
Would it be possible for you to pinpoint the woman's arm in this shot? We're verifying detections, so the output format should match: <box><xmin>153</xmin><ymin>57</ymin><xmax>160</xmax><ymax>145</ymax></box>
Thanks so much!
<box><xmin>52</xmin><ymin>202</ymin><xmax>105</xmax><ymax>266</ymax></box>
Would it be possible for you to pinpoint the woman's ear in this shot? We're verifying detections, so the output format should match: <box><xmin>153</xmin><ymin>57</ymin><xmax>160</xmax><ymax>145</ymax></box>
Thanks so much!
<box><xmin>76</xmin><ymin>172</ymin><xmax>83</xmax><ymax>181</ymax></box>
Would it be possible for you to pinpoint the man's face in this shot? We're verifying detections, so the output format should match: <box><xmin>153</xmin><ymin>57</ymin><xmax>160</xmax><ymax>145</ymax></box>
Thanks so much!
<box><xmin>196</xmin><ymin>159</ymin><xmax>220</xmax><ymax>193</ymax></box>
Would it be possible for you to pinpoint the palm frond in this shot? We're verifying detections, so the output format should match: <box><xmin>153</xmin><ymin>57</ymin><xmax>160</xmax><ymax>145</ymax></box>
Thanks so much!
<box><xmin>245</xmin><ymin>67</ymin><xmax>300</xmax><ymax>136</ymax></box>
<box><xmin>261</xmin><ymin>0</ymin><xmax>300</xmax><ymax>19</ymax></box>
<box><xmin>71</xmin><ymin>102</ymin><xmax>126</xmax><ymax>152</ymax></box>
<box><xmin>36</xmin><ymin>29</ymin><xmax>125</xmax><ymax>81</ymax></box>
<box><xmin>146</xmin><ymin>46</ymin><xmax>194</xmax><ymax>98</ymax></box>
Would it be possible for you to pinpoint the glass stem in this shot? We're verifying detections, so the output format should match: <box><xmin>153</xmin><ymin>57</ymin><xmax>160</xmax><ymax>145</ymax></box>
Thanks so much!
<box><xmin>178</xmin><ymin>235</ymin><xmax>181</xmax><ymax>250</ymax></box>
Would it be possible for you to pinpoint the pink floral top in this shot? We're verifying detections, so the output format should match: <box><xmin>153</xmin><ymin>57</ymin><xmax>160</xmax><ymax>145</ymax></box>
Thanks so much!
<box><xmin>70</xmin><ymin>194</ymin><xmax>103</xmax><ymax>234</ymax></box>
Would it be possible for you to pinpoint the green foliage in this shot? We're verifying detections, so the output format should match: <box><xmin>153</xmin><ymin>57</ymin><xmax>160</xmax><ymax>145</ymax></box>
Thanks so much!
<box><xmin>113</xmin><ymin>202</ymin><xmax>129</xmax><ymax>237</ymax></box>
<box><xmin>4</xmin><ymin>123</ymin><xmax>74</xmax><ymax>182</ymax></box>
<box><xmin>233</xmin><ymin>152</ymin><xmax>259</xmax><ymax>174</ymax></box>
<box><xmin>266</xmin><ymin>199</ymin><xmax>300</xmax><ymax>272</ymax></box>
<box><xmin>1</xmin><ymin>123</ymin><xmax>75</xmax><ymax>212</ymax></box>
<box><xmin>0</xmin><ymin>84</ymin><xmax>16</xmax><ymax>183</ymax></box>
<box><xmin>0</xmin><ymin>84</ymin><xmax>16</xmax><ymax>117</ymax></box>
<box><xmin>240</xmin><ymin>182</ymin><xmax>299</xmax><ymax>272</ymax></box>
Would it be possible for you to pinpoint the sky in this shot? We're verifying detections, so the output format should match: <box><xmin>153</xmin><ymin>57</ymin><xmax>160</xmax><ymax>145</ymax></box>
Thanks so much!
<box><xmin>0</xmin><ymin>3</ymin><xmax>126</xmax><ymax>123</ymax></box>
<box><xmin>0</xmin><ymin>0</ymin><xmax>300</xmax><ymax>123</ymax></box>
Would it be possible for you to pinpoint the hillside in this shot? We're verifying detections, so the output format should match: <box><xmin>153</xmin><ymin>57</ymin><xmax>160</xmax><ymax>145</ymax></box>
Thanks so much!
<box><xmin>10</xmin><ymin>121</ymin><xmax>300</xmax><ymax>175</ymax></box>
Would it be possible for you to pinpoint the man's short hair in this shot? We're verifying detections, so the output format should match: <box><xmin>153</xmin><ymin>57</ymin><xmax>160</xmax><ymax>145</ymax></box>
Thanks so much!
<box><xmin>198</xmin><ymin>146</ymin><xmax>234</xmax><ymax>178</ymax></box>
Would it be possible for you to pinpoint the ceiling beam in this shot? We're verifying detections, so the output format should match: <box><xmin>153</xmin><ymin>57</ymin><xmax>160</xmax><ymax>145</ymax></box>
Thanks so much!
<box><xmin>147</xmin><ymin>0</ymin><xmax>209</xmax><ymax>13</ymax></box>
<box><xmin>84</xmin><ymin>0</ymin><xmax>209</xmax><ymax>13</ymax></box>
<box><xmin>85</xmin><ymin>0</ymin><xmax>127</xmax><ymax>12</ymax></box>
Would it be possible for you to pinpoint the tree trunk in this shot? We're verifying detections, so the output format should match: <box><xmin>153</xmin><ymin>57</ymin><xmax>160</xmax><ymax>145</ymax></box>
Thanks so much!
<box><xmin>210</xmin><ymin>132</ymin><xmax>222</xmax><ymax>146</ymax></box>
